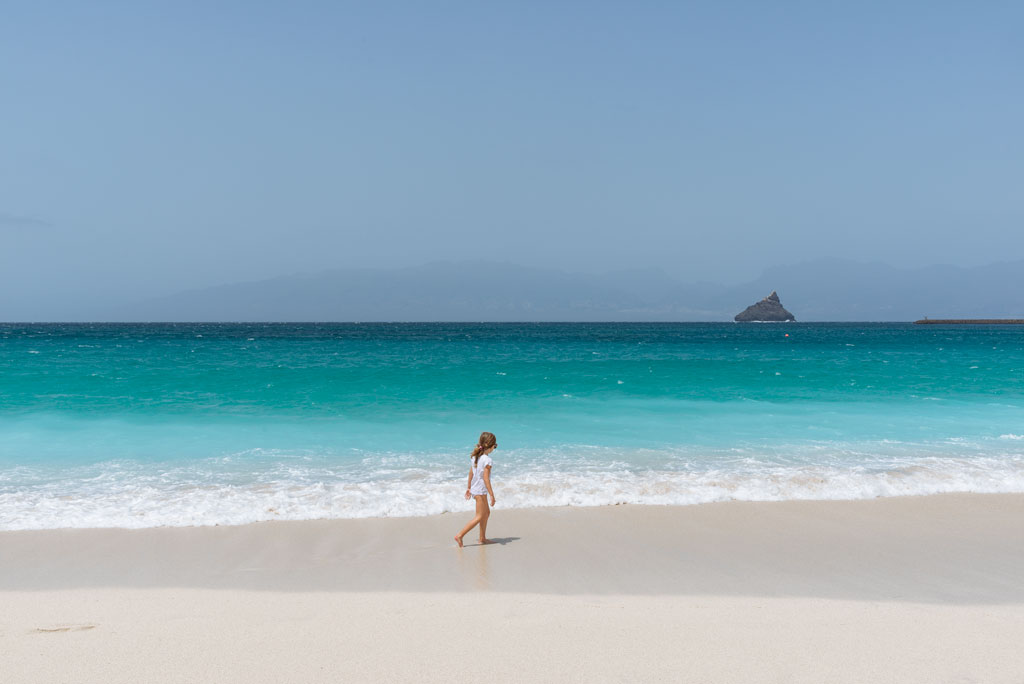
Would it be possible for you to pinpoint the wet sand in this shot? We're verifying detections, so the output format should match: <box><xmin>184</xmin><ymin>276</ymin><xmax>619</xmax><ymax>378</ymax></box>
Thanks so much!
<box><xmin>3</xmin><ymin>494</ymin><xmax>1024</xmax><ymax>682</ymax></box>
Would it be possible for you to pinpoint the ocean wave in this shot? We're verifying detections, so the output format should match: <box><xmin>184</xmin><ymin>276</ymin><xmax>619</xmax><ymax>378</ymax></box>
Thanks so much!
<box><xmin>2</xmin><ymin>450</ymin><xmax>1024</xmax><ymax>530</ymax></box>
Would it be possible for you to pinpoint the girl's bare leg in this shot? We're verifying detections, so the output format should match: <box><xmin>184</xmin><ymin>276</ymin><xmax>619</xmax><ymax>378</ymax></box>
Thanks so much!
<box><xmin>478</xmin><ymin>496</ymin><xmax>492</xmax><ymax>544</ymax></box>
<box><xmin>455</xmin><ymin>496</ymin><xmax>486</xmax><ymax>547</ymax></box>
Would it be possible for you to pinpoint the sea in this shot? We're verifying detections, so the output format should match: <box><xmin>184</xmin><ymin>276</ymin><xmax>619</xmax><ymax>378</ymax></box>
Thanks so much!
<box><xmin>2</xmin><ymin>322</ymin><xmax>1023</xmax><ymax>530</ymax></box>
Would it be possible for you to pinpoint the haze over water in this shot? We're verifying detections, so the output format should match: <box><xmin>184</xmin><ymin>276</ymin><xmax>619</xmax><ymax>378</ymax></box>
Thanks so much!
<box><xmin>2</xmin><ymin>322</ymin><xmax>1023</xmax><ymax>530</ymax></box>
<box><xmin>3</xmin><ymin>4</ymin><xmax>1022</xmax><ymax>320</ymax></box>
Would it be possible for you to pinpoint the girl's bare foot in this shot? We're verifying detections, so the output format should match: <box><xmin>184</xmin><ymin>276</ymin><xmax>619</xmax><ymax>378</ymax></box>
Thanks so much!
<box><xmin>455</xmin><ymin>535</ymin><xmax>463</xmax><ymax>548</ymax></box>
<box><xmin>479</xmin><ymin>538</ymin><xmax>494</xmax><ymax>544</ymax></box>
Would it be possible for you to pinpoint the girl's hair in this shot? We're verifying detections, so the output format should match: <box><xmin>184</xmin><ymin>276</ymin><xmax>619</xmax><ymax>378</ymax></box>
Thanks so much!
<box><xmin>472</xmin><ymin>432</ymin><xmax>497</xmax><ymax>466</ymax></box>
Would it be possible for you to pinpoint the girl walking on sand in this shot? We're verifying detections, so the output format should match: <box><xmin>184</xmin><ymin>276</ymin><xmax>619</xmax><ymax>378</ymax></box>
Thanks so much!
<box><xmin>455</xmin><ymin>432</ymin><xmax>497</xmax><ymax>547</ymax></box>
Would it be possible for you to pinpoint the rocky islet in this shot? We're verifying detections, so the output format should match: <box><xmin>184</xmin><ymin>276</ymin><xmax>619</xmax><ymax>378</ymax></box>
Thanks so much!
<box><xmin>734</xmin><ymin>291</ymin><xmax>796</xmax><ymax>322</ymax></box>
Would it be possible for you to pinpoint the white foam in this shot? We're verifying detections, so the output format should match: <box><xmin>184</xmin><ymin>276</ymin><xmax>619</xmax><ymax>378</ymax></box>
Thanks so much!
<box><xmin>3</xmin><ymin>445</ymin><xmax>1024</xmax><ymax>530</ymax></box>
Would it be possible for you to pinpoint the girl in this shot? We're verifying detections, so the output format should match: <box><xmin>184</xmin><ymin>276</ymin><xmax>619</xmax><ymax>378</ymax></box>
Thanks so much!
<box><xmin>455</xmin><ymin>432</ymin><xmax>497</xmax><ymax>547</ymax></box>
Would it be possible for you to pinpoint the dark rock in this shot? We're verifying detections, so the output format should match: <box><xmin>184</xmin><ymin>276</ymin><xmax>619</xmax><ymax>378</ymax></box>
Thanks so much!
<box><xmin>734</xmin><ymin>291</ymin><xmax>796</xmax><ymax>322</ymax></box>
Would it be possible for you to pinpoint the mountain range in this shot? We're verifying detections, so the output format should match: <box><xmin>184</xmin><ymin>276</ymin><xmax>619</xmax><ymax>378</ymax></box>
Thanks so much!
<box><xmin>102</xmin><ymin>258</ymin><xmax>1024</xmax><ymax>322</ymax></box>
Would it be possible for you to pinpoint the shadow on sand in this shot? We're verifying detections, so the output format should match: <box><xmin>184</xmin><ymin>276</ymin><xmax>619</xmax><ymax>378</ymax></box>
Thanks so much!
<box><xmin>461</xmin><ymin>536</ymin><xmax>520</xmax><ymax>547</ymax></box>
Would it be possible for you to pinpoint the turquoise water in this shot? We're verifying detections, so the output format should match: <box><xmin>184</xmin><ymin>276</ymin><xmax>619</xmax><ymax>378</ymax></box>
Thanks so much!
<box><xmin>2</xmin><ymin>323</ymin><xmax>1023</xmax><ymax>529</ymax></box>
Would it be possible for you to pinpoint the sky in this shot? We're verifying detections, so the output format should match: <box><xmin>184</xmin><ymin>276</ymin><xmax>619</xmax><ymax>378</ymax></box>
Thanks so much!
<box><xmin>1</xmin><ymin>1</ymin><xmax>1022</xmax><ymax>319</ymax></box>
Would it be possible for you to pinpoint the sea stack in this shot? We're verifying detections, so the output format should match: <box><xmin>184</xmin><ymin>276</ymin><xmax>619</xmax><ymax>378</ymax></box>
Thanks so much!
<box><xmin>734</xmin><ymin>291</ymin><xmax>796</xmax><ymax>322</ymax></box>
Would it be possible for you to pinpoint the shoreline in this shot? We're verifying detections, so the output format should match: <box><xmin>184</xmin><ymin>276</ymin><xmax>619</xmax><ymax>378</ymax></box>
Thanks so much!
<box><xmin>914</xmin><ymin>318</ymin><xmax>1024</xmax><ymax>324</ymax></box>
<box><xmin>4</xmin><ymin>492</ymin><xmax>1024</xmax><ymax>602</ymax></box>
<box><xmin>8</xmin><ymin>469</ymin><xmax>1024</xmax><ymax>531</ymax></box>
<box><xmin>7</xmin><ymin>487</ymin><xmax>1024</xmax><ymax>533</ymax></box>
<box><xmin>6</xmin><ymin>493</ymin><xmax>1024</xmax><ymax>683</ymax></box>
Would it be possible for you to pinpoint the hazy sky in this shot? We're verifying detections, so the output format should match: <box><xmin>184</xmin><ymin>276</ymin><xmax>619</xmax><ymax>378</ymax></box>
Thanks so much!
<box><xmin>2</xmin><ymin>1</ymin><xmax>1022</xmax><ymax>318</ymax></box>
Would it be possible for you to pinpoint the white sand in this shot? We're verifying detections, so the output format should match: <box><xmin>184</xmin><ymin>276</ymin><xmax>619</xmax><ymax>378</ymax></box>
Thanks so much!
<box><xmin>3</xmin><ymin>494</ymin><xmax>1024</xmax><ymax>683</ymax></box>
<box><xmin>6</xmin><ymin>590</ymin><xmax>1024</xmax><ymax>684</ymax></box>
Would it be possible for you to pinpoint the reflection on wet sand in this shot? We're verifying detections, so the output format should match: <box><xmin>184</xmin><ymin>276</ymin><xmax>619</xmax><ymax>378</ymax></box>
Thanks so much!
<box><xmin>455</xmin><ymin>538</ymin><xmax>521</xmax><ymax>590</ymax></box>
<box><xmin>457</xmin><ymin>543</ymin><xmax>490</xmax><ymax>590</ymax></box>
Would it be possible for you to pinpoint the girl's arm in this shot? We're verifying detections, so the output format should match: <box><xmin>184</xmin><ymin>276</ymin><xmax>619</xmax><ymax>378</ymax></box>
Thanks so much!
<box><xmin>483</xmin><ymin>465</ymin><xmax>495</xmax><ymax>506</ymax></box>
<box><xmin>465</xmin><ymin>468</ymin><xmax>473</xmax><ymax>499</ymax></box>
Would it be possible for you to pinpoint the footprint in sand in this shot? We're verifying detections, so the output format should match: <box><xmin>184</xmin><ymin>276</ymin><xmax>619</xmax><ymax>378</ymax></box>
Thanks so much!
<box><xmin>34</xmin><ymin>624</ymin><xmax>96</xmax><ymax>633</ymax></box>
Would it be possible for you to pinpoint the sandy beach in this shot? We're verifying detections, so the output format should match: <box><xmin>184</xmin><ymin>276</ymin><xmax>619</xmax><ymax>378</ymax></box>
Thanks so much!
<box><xmin>4</xmin><ymin>494</ymin><xmax>1024</xmax><ymax>683</ymax></box>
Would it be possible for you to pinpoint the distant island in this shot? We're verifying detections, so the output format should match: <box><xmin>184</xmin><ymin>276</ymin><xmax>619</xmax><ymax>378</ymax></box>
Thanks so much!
<box><xmin>58</xmin><ymin>257</ymin><xmax>1024</xmax><ymax>323</ymax></box>
<box><xmin>735</xmin><ymin>291</ymin><xmax>796</xmax><ymax>322</ymax></box>
<box><xmin>914</xmin><ymin>319</ymin><xmax>1024</xmax><ymax>324</ymax></box>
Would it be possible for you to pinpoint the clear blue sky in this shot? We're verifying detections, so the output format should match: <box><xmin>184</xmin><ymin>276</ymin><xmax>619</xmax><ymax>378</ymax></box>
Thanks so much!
<box><xmin>1</xmin><ymin>1</ymin><xmax>1021</xmax><ymax>318</ymax></box>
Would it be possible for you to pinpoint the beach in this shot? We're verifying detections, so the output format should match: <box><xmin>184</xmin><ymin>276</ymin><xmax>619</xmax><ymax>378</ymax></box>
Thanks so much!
<box><xmin>5</xmin><ymin>494</ymin><xmax>1024</xmax><ymax>683</ymax></box>
<box><xmin>7</xmin><ymin>0</ymin><xmax>1024</xmax><ymax>679</ymax></box>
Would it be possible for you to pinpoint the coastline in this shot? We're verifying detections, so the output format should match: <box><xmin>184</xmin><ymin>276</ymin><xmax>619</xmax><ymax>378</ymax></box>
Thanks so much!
<box><xmin>5</xmin><ymin>494</ymin><xmax>1024</xmax><ymax>683</ymax></box>
<box><xmin>914</xmin><ymin>318</ymin><xmax>1024</xmax><ymax>324</ymax></box>
<box><xmin>3</xmin><ymin>492</ymin><xmax>1024</xmax><ymax>600</ymax></box>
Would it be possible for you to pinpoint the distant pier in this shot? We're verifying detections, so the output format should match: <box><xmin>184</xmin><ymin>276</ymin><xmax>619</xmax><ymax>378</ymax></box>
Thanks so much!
<box><xmin>914</xmin><ymin>319</ymin><xmax>1024</xmax><ymax>325</ymax></box>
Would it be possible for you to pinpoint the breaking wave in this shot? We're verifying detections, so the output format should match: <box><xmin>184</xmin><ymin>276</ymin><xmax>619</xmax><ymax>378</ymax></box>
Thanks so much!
<box><xmin>3</xmin><ymin>442</ymin><xmax>1024</xmax><ymax>530</ymax></box>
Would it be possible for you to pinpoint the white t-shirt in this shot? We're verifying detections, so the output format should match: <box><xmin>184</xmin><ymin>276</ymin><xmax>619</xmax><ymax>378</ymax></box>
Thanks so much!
<box><xmin>469</xmin><ymin>454</ymin><xmax>492</xmax><ymax>496</ymax></box>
